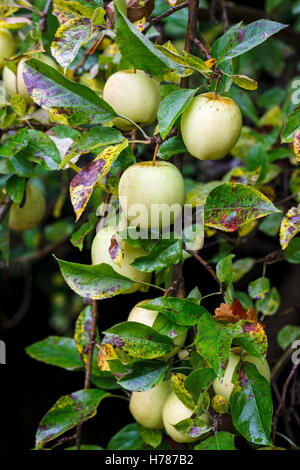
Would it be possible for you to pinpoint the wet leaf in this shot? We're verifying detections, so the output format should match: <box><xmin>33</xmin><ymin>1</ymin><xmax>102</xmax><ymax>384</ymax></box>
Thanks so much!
<box><xmin>25</xmin><ymin>336</ymin><xmax>83</xmax><ymax>371</ymax></box>
<box><xmin>110</xmin><ymin>359</ymin><xmax>168</xmax><ymax>391</ymax></box>
<box><xmin>35</xmin><ymin>389</ymin><xmax>108</xmax><ymax>449</ymax></box>
<box><xmin>170</xmin><ymin>373</ymin><xmax>195</xmax><ymax>410</ymax></box>
<box><xmin>184</xmin><ymin>368</ymin><xmax>217</xmax><ymax>404</ymax></box>
<box><xmin>103</xmin><ymin>322</ymin><xmax>174</xmax><ymax>359</ymax></box>
<box><xmin>157</xmin><ymin>135</ymin><xmax>187</xmax><ymax>160</ymax></box>
<box><xmin>51</xmin><ymin>17</ymin><xmax>93</xmax><ymax>68</ymax></box>
<box><xmin>230</xmin><ymin>363</ymin><xmax>273</xmax><ymax>446</ymax></box>
<box><xmin>142</xmin><ymin>297</ymin><xmax>208</xmax><ymax>326</ymax></box>
<box><xmin>174</xmin><ymin>416</ymin><xmax>212</xmax><ymax>438</ymax></box>
<box><xmin>23</xmin><ymin>59</ymin><xmax>116</xmax><ymax>125</ymax></box>
<box><xmin>248</xmin><ymin>277</ymin><xmax>270</xmax><ymax>300</ymax></box>
<box><xmin>204</xmin><ymin>183</ymin><xmax>280</xmax><ymax>232</ymax></box>
<box><xmin>280</xmin><ymin>205</ymin><xmax>300</xmax><ymax>250</ymax></box>
<box><xmin>55</xmin><ymin>257</ymin><xmax>134</xmax><ymax>299</ymax></box>
<box><xmin>195</xmin><ymin>432</ymin><xmax>236</xmax><ymax>450</ymax></box>
<box><xmin>70</xmin><ymin>140</ymin><xmax>127</xmax><ymax>221</ymax></box>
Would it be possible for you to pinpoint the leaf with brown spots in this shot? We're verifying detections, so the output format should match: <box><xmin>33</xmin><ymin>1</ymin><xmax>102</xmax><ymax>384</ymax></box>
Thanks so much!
<box><xmin>170</xmin><ymin>373</ymin><xmax>196</xmax><ymax>410</ymax></box>
<box><xmin>109</xmin><ymin>232</ymin><xmax>124</xmax><ymax>268</ymax></box>
<box><xmin>97</xmin><ymin>343</ymin><xmax>118</xmax><ymax>371</ymax></box>
<box><xmin>293</xmin><ymin>128</ymin><xmax>300</xmax><ymax>161</ymax></box>
<box><xmin>70</xmin><ymin>140</ymin><xmax>127</xmax><ymax>221</ymax></box>
<box><xmin>280</xmin><ymin>204</ymin><xmax>300</xmax><ymax>250</ymax></box>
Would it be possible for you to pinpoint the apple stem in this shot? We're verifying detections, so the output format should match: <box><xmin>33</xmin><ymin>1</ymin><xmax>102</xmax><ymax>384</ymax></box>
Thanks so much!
<box><xmin>152</xmin><ymin>141</ymin><xmax>160</xmax><ymax>166</ymax></box>
<box><xmin>214</xmin><ymin>72</ymin><xmax>222</xmax><ymax>100</ymax></box>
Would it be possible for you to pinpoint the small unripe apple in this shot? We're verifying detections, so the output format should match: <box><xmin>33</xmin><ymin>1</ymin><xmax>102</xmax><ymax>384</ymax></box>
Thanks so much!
<box><xmin>103</xmin><ymin>70</ymin><xmax>161</xmax><ymax>130</ymax></box>
<box><xmin>9</xmin><ymin>183</ymin><xmax>46</xmax><ymax>232</ymax></box>
<box><xmin>181</xmin><ymin>92</ymin><xmax>242</xmax><ymax>160</ymax></box>
<box><xmin>127</xmin><ymin>300</ymin><xmax>187</xmax><ymax>358</ymax></box>
<box><xmin>118</xmin><ymin>161</ymin><xmax>185</xmax><ymax>229</ymax></box>
<box><xmin>3</xmin><ymin>53</ymin><xmax>58</xmax><ymax>102</ymax></box>
<box><xmin>129</xmin><ymin>380</ymin><xmax>171</xmax><ymax>429</ymax></box>
<box><xmin>0</xmin><ymin>29</ymin><xmax>15</xmax><ymax>68</ymax></box>
<box><xmin>162</xmin><ymin>392</ymin><xmax>209</xmax><ymax>443</ymax></box>
<box><xmin>91</xmin><ymin>226</ymin><xmax>151</xmax><ymax>294</ymax></box>
<box><xmin>212</xmin><ymin>348</ymin><xmax>270</xmax><ymax>401</ymax></box>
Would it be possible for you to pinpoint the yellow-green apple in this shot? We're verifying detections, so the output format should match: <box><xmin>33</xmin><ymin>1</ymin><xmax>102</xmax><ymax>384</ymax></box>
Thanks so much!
<box><xmin>9</xmin><ymin>183</ymin><xmax>46</xmax><ymax>231</ymax></box>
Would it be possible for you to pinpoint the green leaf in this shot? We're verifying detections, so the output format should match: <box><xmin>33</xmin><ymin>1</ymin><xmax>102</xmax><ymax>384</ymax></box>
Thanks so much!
<box><xmin>174</xmin><ymin>416</ymin><xmax>212</xmax><ymax>438</ymax></box>
<box><xmin>59</xmin><ymin>127</ymin><xmax>124</xmax><ymax>169</ymax></box>
<box><xmin>284</xmin><ymin>237</ymin><xmax>300</xmax><ymax>263</ymax></box>
<box><xmin>103</xmin><ymin>322</ymin><xmax>174</xmax><ymax>359</ymax></box>
<box><xmin>142</xmin><ymin>297</ymin><xmax>208</xmax><ymax>326</ymax></box>
<box><xmin>281</xmin><ymin>108</ymin><xmax>300</xmax><ymax>143</ymax></box>
<box><xmin>232</xmin><ymin>258</ymin><xmax>255</xmax><ymax>282</ymax></box>
<box><xmin>5</xmin><ymin>175</ymin><xmax>25</xmax><ymax>204</ymax></box>
<box><xmin>70</xmin><ymin>213</ymin><xmax>98</xmax><ymax>251</ymax></box>
<box><xmin>110</xmin><ymin>360</ymin><xmax>168</xmax><ymax>391</ymax></box>
<box><xmin>52</xmin><ymin>0</ymin><xmax>99</xmax><ymax>23</ymax></box>
<box><xmin>157</xmin><ymin>89</ymin><xmax>196</xmax><ymax>140</ymax></box>
<box><xmin>25</xmin><ymin>336</ymin><xmax>83</xmax><ymax>371</ymax></box>
<box><xmin>218</xmin><ymin>20</ymin><xmax>287</xmax><ymax>62</ymax></box>
<box><xmin>35</xmin><ymin>389</ymin><xmax>108</xmax><ymax>449</ymax></box>
<box><xmin>277</xmin><ymin>325</ymin><xmax>300</xmax><ymax>350</ymax></box>
<box><xmin>74</xmin><ymin>305</ymin><xmax>93</xmax><ymax>366</ymax></box>
<box><xmin>107</xmin><ymin>423</ymin><xmax>143</xmax><ymax>450</ymax></box>
<box><xmin>196</xmin><ymin>312</ymin><xmax>243</xmax><ymax>377</ymax></box>
<box><xmin>259</xmin><ymin>212</ymin><xmax>283</xmax><ymax>237</ymax></box>
<box><xmin>0</xmin><ymin>213</ymin><xmax>10</xmax><ymax>266</ymax></box>
<box><xmin>184</xmin><ymin>368</ymin><xmax>217</xmax><ymax>403</ymax></box>
<box><xmin>229</xmin><ymin>88</ymin><xmax>259</xmax><ymax>124</ymax></box>
<box><xmin>233</xmin><ymin>321</ymin><xmax>268</xmax><ymax>359</ymax></box>
<box><xmin>246</xmin><ymin>143</ymin><xmax>269</xmax><ymax>182</ymax></box>
<box><xmin>256</xmin><ymin>287</ymin><xmax>280</xmax><ymax>316</ymax></box>
<box><xmin>230</xmin><ymin>74</ymin><xmax>258</xmax><ymax>90</ymax></box>
<box><xmin>137</xmin><ymin>425</ymin><xmax>162</xmax><ymax>449</ymax></box>
<box><xmin>216</xmin><ymin>254</ymin><xmax>235</xmax><ymax>284</ymax></box>
<box><xmin>157</xmin><ymin>135</ymin><xmax>187</xmax><ymax>160</ymax></box>
<box><xmin>44</xmin><ymin>219</ymin><xmax>74</xmax><ymax>242</ymax></box>
<box><xmin>51</xmin><ymin>17</ymin><xmax>92</xmax><ymax>68</ymax></box>
<box><xmin>114</xmin><ymin>4</ymin><xmax>181</xmax><ymax>76</ymax></box>
<box><xmin>23</xmin><ymin>59</ymin><xmax>116</xmax><ymax>125</ymax></box>
<box><xmin>204</xmin><ymin>183</ymin><xmax>280</xmax><ymax>232</ymax></box>
<box><xmin>248</xmin><ymin>277</ymin><xmax>270</xmax><ymax>300</ymax></box>
<box><xmin>195</xmin><ymin>431</ymin><xmax>236</xmax><ymax>450</ymax></box>
<box><xmin>55</xmin><ymin>258</ymin><xmax>134</xmax><ymax>299</ymax></box>
<box><xmin>230</xmin><ymin>362</ymin><xmax>273</xmax><ymax>446</ymax></box>
<box><xmin>131</xmin><ymin>238</ymin><xmax>182</xmax><ymax>272</ymax></box>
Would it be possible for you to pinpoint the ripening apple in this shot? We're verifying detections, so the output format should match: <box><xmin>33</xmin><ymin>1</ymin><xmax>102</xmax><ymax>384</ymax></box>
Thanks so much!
<box><xmin>127</xmin><ymin>300</ymin><xmax>187</xmax><ymax>358</ymax></box>
<box><xmin>162</xmin><ymin>392</ymin><xmax>209</xmax><ymax>443</ymax></box>
<box><xmin>91</xmin><ymin>226</ymin><xmax>151</xmax><ymax>294</ymax></box>
<box><xmin>118</xmin><ymin>161</ymin><xmax>185</xmax><ymax>229</ymax></box>
<box><xmin>181</xmin><ymin>92</ymin><xmax>242</xmax><ymax>160</ymax></box>
<box><xmin>9</xmin><ymin>183</ymin><xmax>46</xmax><ymax>232</ymax></box>
<box><xmin>129</xmin><ymin>381</ymin><xmax>171</xmax><ymax>429</ymax></box>
<box><xmin>0</xmin><ymin>29</ymin><xmax>15</xmax><ymax>68</ymax></box>
<box><xmin>102</xmin><ymin>70</ymin><xmax>161</xmax><ymax>130</ymax></box>
<box><xmin>3</xmin><ymin>53</ymin><xmax>58</xmax><ymax>102</ymax></box>
<box><xmin>212</xmin><ymin>347</ymin><xmax>271</xmax><ymax>401</ymax></box>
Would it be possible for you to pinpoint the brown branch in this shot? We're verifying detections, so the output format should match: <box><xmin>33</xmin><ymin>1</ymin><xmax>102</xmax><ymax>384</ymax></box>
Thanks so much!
<box><xmin>0</xmin><ymin>195</ymin><xmax>12</xmax><ymax>224</ymax></box>
<box><xmin>40</xmin><ymin>0</ymin><xmax>52</xmax><ymax>33</ymax></box>
<box><xmin>73</xmin><ymin>33</ymin><xmax>106</xmax><ymax>76</ymax></box>
<box><xmin>76</xmin><ymin>299</ymin><xmax>98</xmax><ymax>450</ymax></box>
<box><xmin>142</xmin><ymin>0</ymin><xmax>189</xmax><ymax>35</ymax></box>
<box><xmin>272</xmin><ymin>361</ymin><xmax>299</xmax><ymax>445</ymax></box>
<box><xmin>186</xmin><ymin>249</ymin><xmax>223</xmax><ymax>293</ymax></box>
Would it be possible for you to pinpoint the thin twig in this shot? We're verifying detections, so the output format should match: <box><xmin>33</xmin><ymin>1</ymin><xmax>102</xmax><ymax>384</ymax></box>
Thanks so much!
<box><xmin>40</xmin><ymin>0</ymin><xmax>52</xmax><ymax>33</ymax></box>
<box><xmin>73</xmin><ymin>33</ymin><xmax>105</xmax><ymax>76</ymax></box>
<box><xmin>142</xmin><ymin>0</ymin><xmax>189</xmax><ymax>35</ymax></box>
<box><xmin>0</xmin><ymin>195</ymin><xmax>12</xmax><ymax>224</ymax></box>
<box><xmin>186</xmin><ymin>249</ymin><xmax>222</xmax><ymax>291</ymax></box>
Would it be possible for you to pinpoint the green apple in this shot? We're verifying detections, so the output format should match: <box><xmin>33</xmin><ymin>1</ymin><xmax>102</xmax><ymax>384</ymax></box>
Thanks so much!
<box><xmin>9</xmin><ymin>183</ymin><xmax>46</xmax><ymax>231</ymax></box>
<box><xmin>118</xmin><ymin>161</ymin><xmax>185</xmax><ymax>229</ymax></box>
<box><xmin>129</xmin><ymin>380</ymin><xmax>171</xmax><ymax>429</ymax></box>
<box><xmin>162</xmin><ymin>392</ymin><xmax>209</xmax><ymax>443</ymax></box>
<box><xmin>0</xmin><ymin>29</ymin><xmax>15</xmax><ymax>68</ymax></box>
<box><xmin>17</xmin><ymin>54</ymin><xmax>58</xmax><ymax>103</ymax></box>
<box><xmin>91</xmin><ymin>226</ymin><xmax>151</xmax><ymax>294</ymax></box>
<box><xmin>181</xmin><ymin>92</ymin><xmax>242</xmax><ymax>160</ymax></box>
<box><xmin>212</xmin><ymin>347</ymin><xmax>271</xmax><ymax>401</ymax></box>
<box><xmin>102</xmin><ymin>70</ymin><xmax>161</xmax><ymax>130</ymax></box>
<box><xmin>127</xmin><ymin>300</ymin><xmax>187</xmax><ymax>358</ymax></box>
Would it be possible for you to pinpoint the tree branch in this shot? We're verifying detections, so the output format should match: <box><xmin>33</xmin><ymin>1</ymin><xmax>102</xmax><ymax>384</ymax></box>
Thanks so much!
<box><xmin>0</xmin><ymin>195</ymin><xmax>12</xmax><ymax>224</ymax></box>
<box><xmin>142</xmin><ymin>1</ymin><xmax>189</xmax><ymax>35</ymax></box>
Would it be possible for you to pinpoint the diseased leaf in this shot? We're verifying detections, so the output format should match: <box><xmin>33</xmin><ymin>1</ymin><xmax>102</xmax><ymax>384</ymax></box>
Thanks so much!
<box><xmin>195</xmin><ymin>432</ymin><xmax>236</xmax><ymax>450</ymax></box>
<box><xmin>51</xmin><ymin>17</ymin><xmax>93</xmax><ymax>68</ymax></box>
<box><xmin>230</xmin><ymin>74</ymin><xmax>258</xmax><ymax>90</ymax></box>
<box><xmin>248</xmin><ymin>277</ymin><xmax>270</xmax><ymax>300</ymax></box>
<box><xmin>170</xmin><ymin>373</ymin><xmax>195</xmax><ymax>410</ymax></box>
<box><xmin>70</xmin><ymin>140</ymin><xmax>127</xmax><ymax>221</ymax></box>
<box><xmin>204</xmin><ymin>183</ymin><xmax>280</xmax><ymax>232</ymax></box>
<box><xmin>256</xmin><ymin>287</ymin><xmax>280</xmax><ymax>316</ymax></box>
<box><xmin>142</xmin><ymin>297</ymin><xmax>208</xmax><ymax>326</ymax></box>
<box><xmin>157</xmin><ymin>88</ymin><xmax>196</xmax><ymax>139</ymax></box>
<box><xmin>280</xmin><ymin>205</ymin><xmax>300</xmax><ymax>250</ymax></box>
<box><xmin>281</xmin><ymin>108</ymin><xmax>300</xmax><ymax>143</ymax></box>
<box><xmin>74</xmin><ymin>305</ymin><xmax>93</xmax><ymax>366</ymax></box>
<box><xmin>109</xmin><ymin>231</ymin><xmax>124</xmax><ymax>268</ymax></box>
<box><xmin>55</xmin><ymin>258</ymin><xmax>134</xmax><ymax>299</ymax></box>
<box><xmin>230</xmin><ymin>363</ymin><xmax>273</xmax><ymax>446</ymax></box>
<box><xmin>35</xmin><ymin>389</ymin><xmax>108</xmax><ymax>449</ymax></box>
<box><xmin>110</xmin><ymin>359</ymin><xmax>168</xmax><ymax>391</ymax></box>
<box><xmin>25</xmin><ymin>336</ymin><xmax>83</xmax><ymax>371</ymax></box>
<box><xmin>293</xmin><ymin>128</ymin><xmax>300</xmax><ymax>162</ymax></box>
<box><xmin>131</xmin><ymin>238</ymin><xmax>182</xmax><ymax>272</ymax></box>
<box><xmin>23</xmin><ymin>59</ymin><xmax>116</xmax><ymax>125</ymax></box>
<box><xmin>60</xmin><ymin>127</ymin><xmax>124</xmax><ymax>169</ymax></box>
<box><xmin>103</xmin><ymin>322</ymin><xmax>174</xmax><ymax>359</ymax></box>
<box><xmin>184</xmin><ymin>368</ymin><xmax>217</xmax><ymax>404</ymax></box>
<box><xmin>53</xmin><ymin>0</ymin><xmax>99</xmax><ymax>23</ymax></box>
